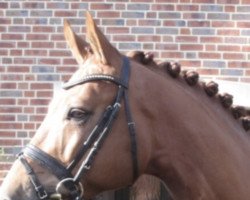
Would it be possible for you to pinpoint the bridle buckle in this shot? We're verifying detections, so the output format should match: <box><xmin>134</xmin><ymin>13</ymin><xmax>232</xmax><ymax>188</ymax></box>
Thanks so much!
<box><xmin>35</xmin><ymin>185</ymin><xmax>48</xmax><ymax>199</ymax></box>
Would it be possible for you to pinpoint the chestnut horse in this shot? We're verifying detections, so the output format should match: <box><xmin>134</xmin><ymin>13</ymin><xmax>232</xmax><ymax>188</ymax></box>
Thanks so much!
<box><xmin>1</xmin><ymin>12</ymin><xmax>250</xmax><ymax>200</ymax></box>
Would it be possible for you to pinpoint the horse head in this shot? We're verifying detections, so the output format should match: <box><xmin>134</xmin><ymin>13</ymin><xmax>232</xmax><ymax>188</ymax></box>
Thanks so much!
<box><xmin>1</xmin><ymin>12</ymin><xmax>150</xmax><ymax>200</ymax></box>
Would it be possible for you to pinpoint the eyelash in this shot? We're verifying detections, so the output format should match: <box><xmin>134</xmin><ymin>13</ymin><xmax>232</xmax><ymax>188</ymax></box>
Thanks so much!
<box><xmin>67</xmin><ymin>108</ymin><xmax>92</xmax><ymax>124</ymax></box>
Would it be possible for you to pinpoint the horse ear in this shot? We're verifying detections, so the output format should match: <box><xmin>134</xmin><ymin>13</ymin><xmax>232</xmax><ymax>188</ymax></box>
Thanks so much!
<box><xmin>63</xmin><ymin>19</ymin><xmax>90</xmax><ymax>65</ymax></box>
<box><xmin>85</xmin><ymin>11</ymin><xmax>121</xmax><ymax>65</ymax></box>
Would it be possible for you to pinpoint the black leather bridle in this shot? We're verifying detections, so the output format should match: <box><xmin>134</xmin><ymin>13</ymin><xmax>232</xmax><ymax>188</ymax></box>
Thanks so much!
<box><xmin>17</xmin><ymin>57</ymin><xmax>138</xmax><ymax>200</ymax></box>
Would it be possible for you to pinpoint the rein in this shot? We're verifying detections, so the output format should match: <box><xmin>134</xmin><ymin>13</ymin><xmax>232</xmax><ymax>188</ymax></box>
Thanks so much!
<box><xmin>17</xmin><ymin>57</ymin><xmax>138</xmax><ymax>200</ymax></box>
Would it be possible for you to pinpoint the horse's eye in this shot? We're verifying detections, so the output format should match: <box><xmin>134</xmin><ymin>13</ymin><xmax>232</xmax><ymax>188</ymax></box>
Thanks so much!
<box><xmin>67</xmin><ymin>108</ymin><xmax>91</xmax><ymax>123</ymax></box>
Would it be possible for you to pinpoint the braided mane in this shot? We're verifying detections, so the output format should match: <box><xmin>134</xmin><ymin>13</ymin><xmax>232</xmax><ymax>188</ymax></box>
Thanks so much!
<box><xmin>127</xmin><ymin>51</ymin><xmax>250</xmax><ymax>132</ymax></box>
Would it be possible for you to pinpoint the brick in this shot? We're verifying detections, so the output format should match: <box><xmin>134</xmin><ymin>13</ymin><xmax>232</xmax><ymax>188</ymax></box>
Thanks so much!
<box><xmin>0</xmin><ymin>107</ymin><xmax>21</xmax><ymax>113</ymax></box>
<box><xmin>156</xmin><ymin>44</ymin><xmax>178</xmax><ymax>51</ymax></box>
<box><xmin>233</xmin><ymin>14</ymin><xmax>250</xmax><ymax>20</ymax></box>
<box><xmin>122</xmin><ymin>12</ymin><xmax>144</xmax><ymax>18</ymax></box>
<box><xmin>161</xmin><ymin>52</ymin><xmax>184</xmax><ymax>59</ymax></box>
<box><xmin>240</xmin><ymin>78</ymin><xmax>250</xmax><ymax>83</ymax></box>
<box><xmin>0</xmin><ymin>18</ymin><xmax>11</xmax><ymax>24</ymax></box>
<box><xmin>0</xmin><ymin>115</ymin><xmax>15</xmax><ymax>122</ymax></box>
<box><xmin>188</xmin><ymin>21</ymin><xmax>210</xmax><ymax>27</ymax></box>
<box><xmin>225</xmin><ymin>37</ymin><xmax>247</xmax><ymax>44</ymax></box>
<box><xmin>0</xmin><ymin>81</ymin><xmax>17</xmax><ymax>89</ymax></box>
<box><xmin>217</xmin><ymin>29</ymin><xmax>239</xmax><ymax>36</ymax></box>
<box><xmin>0</xmin><ymin>123</ymin><xmax>22</xmax><ymax>130</ymax></box>
<box><xmin>0</xmin><ymin>3</ymin><xmax>8</xmax><ymax>9</ymax></box>
<box><xmin>131</xmin><ymin>27</ymin><xmax>154</xmax><ymax>34</ymax></box>
<box><xmin>17</xmin><ymin>99</ymin><xmax>28</xmax><ymax>106</ymax></box>
<box><xmin>8</xmin><ymin>26</ymin><xmax>31</xmax><ymax>33</ymax></box>
<box><xmin>0</xmin><ymin>91</ymin><xmax>22</xmax><ymax>98</ymax></box>
<box><xmin>180</xmin><ymin>60</ymin><xmax>201</xmax><ymax>68</ymax></box>
<box><xmin>241</xmin><ymin>30</ymin><xmax>250</xmax><ymax>36</ymax></box>
<box><xmin>36</xmin><ymin>91</ymin><xmax>53</xmax><ymax>98</ymax></box>
<box><xmin>33</xmin><ymin>26</ymin><xmax>55</xmax><ymax>33</ymax></box>
<box><xmin>30</xmin><ymin>83</ymin><xmax>53</xmax><ymax>90</ymax></box>
<box><xmin>102</xmin><ymin>19</ymin><xmax>125</xmax><ymax>26</ymax></box>
<box><xmin>242</xmin><ymin>0</ymin><xmax>250</xmax><ymax>3</ymax></box>
<box><xmin>225</xmin><ymin>5</ymin><xmax>236</xmax><ymax>12</ymax></box>
<box><xmin>26</xmin><ymin>33</ymin><xmax>49</xmax><ymax>40</ymax></box>
<box><xmin>200</xmin><ymin>37</ymin><xmax>223</xmax><ymax>43</ymax></box>
<box><xmin>25</xmin><ymin>50</ymin><xmax>47</xmax><ymax>57</ymax></box>
<box><xmin>90</xmin><ymin>3</ymin><xmax>113</xmax><ymax>10</ymax></box>
<box><xmin>0</xmin><ymin>99</ymin><xmax>16</xmax><ymax>105</ymax></box>
<box><xmin>71</xmin><ymin>3</ymin><xmax>89</xmax><ymax>9</ymax></box>
<box><xmin>54</xmin><ymin>11</ymin><xmax>77</xmax><ymax>17</ymax></box>
<box><xmin>30</xmin><ymin>99</ymin><xmax>50</xmax><ymax>106</ymax></box>
<box><xmin>32</xmin><ymin>42</ymin><xmax>54</xmax><ymax>48</ymax></box>
<box><xmin>0</xmin><ymin>42</ymin><xmax>15</xmax><ymax>48</ymax></box>
<box><xmin>49</xmin><ymin>50</ymin><xmax>71</xmax><ymax>57</ymax></box>
<box><xmin>47</xmin><ymin>2</ymin><xmax>69</xmax><ymax>9</ymax></box>
<box><xmin>207</xmin><ymin>13</ymin><xmax>230</xmax><ymax>20</ymax></box>
<box><xmin>151</xmin><ymin>4</ymin><xmax>174</xmax><ymax>11</ymax></box>
<box><xmin>177</xmin><ymin>5</ymin><xmax>199</xmax><ymax>11</ymax></box>
<box><xmin>180</xmin><ymin>28</ymin><xmax>191</xmax><ymax>35</ymax></box>
<box><xmin>237</xmin><ymin>22</ymin><xmax>250</xmax><ymax>28</ymax></box>
<box><xmin>17</xmin><ymin>42</ymin><xmax>30</xmax><ymax>48</ymax></box>
<box><xmin>218</xmin><ymin>45</ymin><xmax>241</xmax><ymax>52</ymax></box>
<box><xmin>23</xmin><ymin>2</ymin><xmax>45</xmax><ymax>9</ymax></box>
<box><xmin>212</xmin><ymin>21</ymin><xmax>235</xmax><ymax>28</ymax></box>
<box><xmin>159</xmin><ymin>12</ymin><xmax>181</xmax><ymax>19</ymax></box>
<box><xmin>176</xmin><ymin>36</ymin><xmax>198</xmax><ymax>43</ymax></box>
<box><xmin>193</xmin><ymin>0</ymin><xmax>215</xmax><ymax>2</ymax></box>
<box><xmin>242</xmin><ymin>46</ymin><xmax>250</xmax><ymax>52</ymax></box>
<box><xmin>7</xmin><ymin>66</ymin><xmax>29</xmax><ymax>73</ymax></box>
<box><xmin>138</xmin><ymin>35</ymin><xmax>161</xmax><ymax>42</ymax></box>
<box><xmin>200</xmin><ymin>5</ymin><xmax>223</xmax><ymax>12</ymax></box>
<box><xmin>36</xmin><ymin>107</ymin><xmax>48</xmax><ymax>114</ymax></box>
<box><xmin>113</xmin><ymin>35</ymin><xmax>135</xmax><ymax>42</ymax></box>
<box><xmin>163</xmin><ymin>20</ymin><xmax>186</xmax><ymax>27</ymax></box>
<box><xmin>156</xmin><ymin>28</ymin><xmax>178</xmax><ymax>35</ymax></box>
<box><xmin>29</xmin><ymin>115</ymin><xmax>45</xmax><ymax>122</ymax></box>
<box><xmin>63</xmin><ymin>58</ymin><xmax>78</xmax><ymax>65</ymax></box>
<box><xmin>0</xmin><ymin>139</ymin><xmax>21</xmax><ymax>146</ymax></box>
<box><xmin>18</xmin><ymin>83</ymin><xmax>28</xmax><ymax>90</ymax></box>
<box><xmin>97</xmin><ymin>11</ymin><xmax>120</xmax><ymax>18</ymax></box>
<box><xmin>223</xmin><ymin>53</ymin><xmax>245</xmax><ymax>60</ymax></box>
<box><xmin>14</xmin><ymin>58</ymin><xmax>34</xmax><ymax>65</ymax></box>
<box><xmin>10</xmin><ymin>50</ymin><xmax>22</xmax><ymax>56</ymax></box>
<box><xmin>203</xmin><ymin>61</ymin><xmax>226</xmax><ymax>68</ymax></box>
<box><xmin>228</xmin><ymin>61</ymin><xmax>250</xmax><ymax>68</ymax></box>
<box><xmin>199</xmin><ymin>52</ymin><xmax>221</xmax><ymax>59</ymax></box>
<box><xmin>197</xmin><ymin>68</ymin><xmax>219</xmax><ymax>75</ymax></box>
<box><xmin>32</xmin><ymin>66</ymin><xmax>54</xmax><ymax>73</ymax></box>
<box><xmin>26</xmin><ymin>18</ymin><xmax>48</xmax><ymax>25</ymax></box>
<box><xmin>106</xmin><ymin>27</ymin><xmax>129</xmax><ymax>34</ymax></box>
<box><xmin>119</xmin><ymin>43</ymin><xmax>141</xmax><ymax>50</ymax></box>
<box><xmin>38</xmin><ymin>58</ymin><xmax>60</xmax><ymax>65</ymax></box>
<box><xmin>221</xmin><ymin>69</ymin><xmax>243</xmax><ymax>76</ymax></box>
<box><xmin>192</xmin><ymin>29</ymin><xmax>215</xmax><ymax>35</ymax></box>
<box><xmin>37</xmin><ymin>74</ymin><xmax>60</xmax><ymax>81</ymax></box>
<box><xmin>24</xmin><ymin>91</ymin><xmax>35</xmax><ymax>98</ymax></box>
<box><xmin>139</xmin><ymin>19</ymin><xmax>161</xmax><ymax>26</ymax></box>
<box><xmin>180</xmin><ymin>44</ymin><xmax>203</xmax><ymax>51</ymax></box>
<box><xmin>217</xmin><ymin>0</ymin><xmax>239</xmax><ymax>3</ymax></box>
<box><xmin>6</xmin><ymin>10</ymin><xmax>28</xmax><ymax>17</ymax></box>
<box><xmin>183</xmin><ymin>13</ymin><xmax>206</xmax><ymax>20</ymax></box>
<box><xmin>56</xmin><ymin>66</ymin><xmax>77</xmax><ymax>73</ymax></box>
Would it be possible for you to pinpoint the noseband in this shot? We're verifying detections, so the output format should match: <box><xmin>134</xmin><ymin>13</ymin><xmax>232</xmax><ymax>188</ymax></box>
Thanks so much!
<box><xmin>17</xmin><ymin>57</ymin><xmax>138</xmax><ymax>200</ymax></box>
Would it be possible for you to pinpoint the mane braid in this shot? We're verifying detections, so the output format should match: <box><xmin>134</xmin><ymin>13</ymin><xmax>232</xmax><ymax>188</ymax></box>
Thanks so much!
<box><xmin>127</xmin><ymin>50</ymin><xmax>250</xmax><ymax>132</ymax></box>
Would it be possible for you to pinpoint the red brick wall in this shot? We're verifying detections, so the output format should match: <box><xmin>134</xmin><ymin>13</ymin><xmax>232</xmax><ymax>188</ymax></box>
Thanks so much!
<box><xmin>1</xmin><ymin>1</ymin><xmax>250</xmax><ymax>183</ymax></box>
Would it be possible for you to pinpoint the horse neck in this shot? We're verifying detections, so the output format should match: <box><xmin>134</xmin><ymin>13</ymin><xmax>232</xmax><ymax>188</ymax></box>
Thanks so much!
<box><xmin>131</xmin><ymin>63</ymin><xmax>250</xmax><ymax>200</ymax></box>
